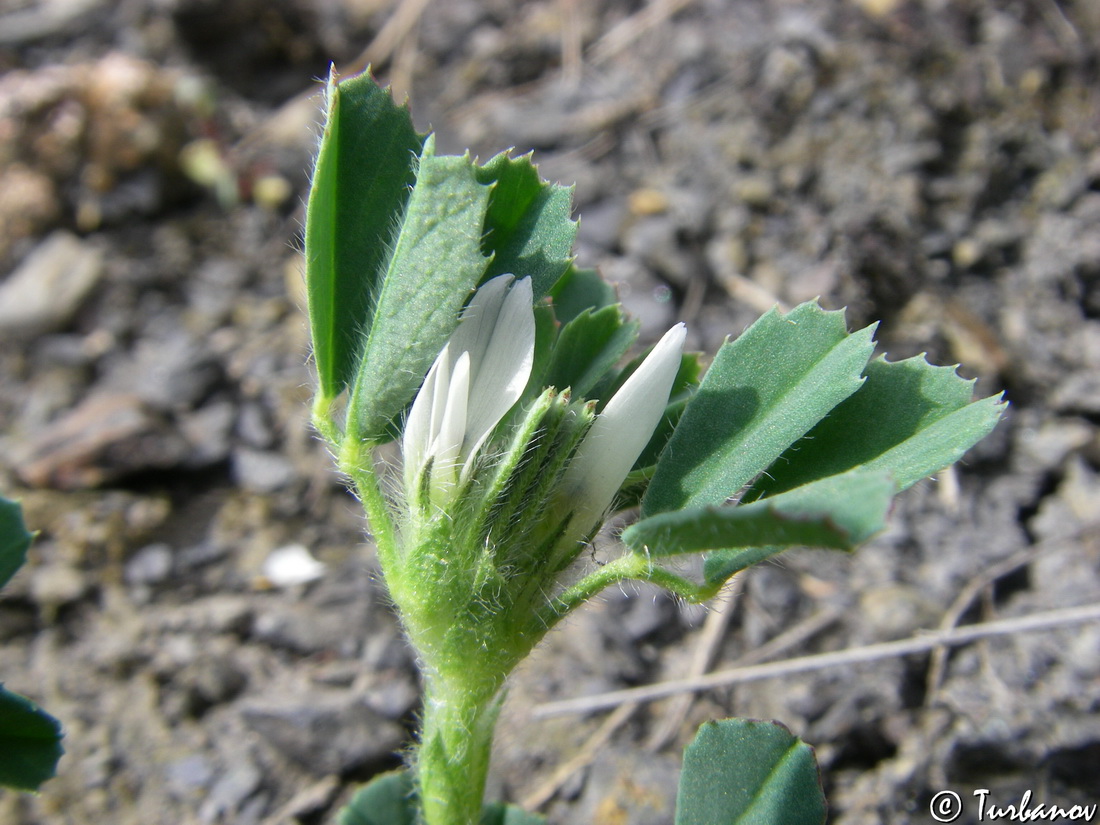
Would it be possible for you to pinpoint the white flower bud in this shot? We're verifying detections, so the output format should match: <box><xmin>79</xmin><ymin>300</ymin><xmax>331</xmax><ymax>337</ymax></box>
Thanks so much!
<box><xmin>561</xmin><ymin>323</ymin><xmax>686</xmax><ymax>538</ymax></box>
<box><xmin>403</xmin><ymin>274</ymin><xmax>535</xmax><ymax>505</ymax></box>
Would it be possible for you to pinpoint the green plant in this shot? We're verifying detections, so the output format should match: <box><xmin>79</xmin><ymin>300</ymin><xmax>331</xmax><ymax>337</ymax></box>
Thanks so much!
<box><xmin>0</xmin><ymin>494</ymin><xmax>64</xmax><ymax>792</ymax></box>
<box><xmin>304</xmin><ymin>69</ymin><xmax>1004</xmax><ymax>825</ymax></box>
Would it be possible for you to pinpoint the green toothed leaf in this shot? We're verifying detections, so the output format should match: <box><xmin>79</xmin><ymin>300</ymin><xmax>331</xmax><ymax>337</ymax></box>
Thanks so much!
<box><xmin>625</xmin><ymin>469</ymin><xmax>895</xmax><ymax>560</ymax></box>
<box><xmin>745</xmin><ymin>355</ymin><xmax>1006</xmax><ymax>501</ymax></box>
<box><xmin>644</xmin><ymin>302</ymin><xmax>877</xmax><ymax>516</ymax></box>
<box><xmin>0</xmin><ymin>494</ymin><xmax>33</xmax><ymax>591</ymax></box>
<box><xmin>476</xmin><ymin>151</ymin><xmax>576</xmax><ymax>300</ymax></box>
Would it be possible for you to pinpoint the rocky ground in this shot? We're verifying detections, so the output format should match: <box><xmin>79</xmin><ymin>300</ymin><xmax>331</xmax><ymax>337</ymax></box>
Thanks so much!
<box><xmin>1</xmin><ymin>0</ymin><xmax>1099</xmax><ymax>823</ymax></box>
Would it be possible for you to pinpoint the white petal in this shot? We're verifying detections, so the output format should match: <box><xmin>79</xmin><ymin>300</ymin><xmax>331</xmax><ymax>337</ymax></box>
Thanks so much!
<box><xmin>427</xmin><ymin>343</ymin><xmax>453</xmax><ymax>450</ymax></box>
<box><xmin>430</xmin><ymin>350</ymin><xmax>470</xmax><ymax>503</ymax></box>
<box><xmin>563</xmin><ymin>323</ymin><xmax>686</xmax><ymax>536</ymax></box>
<box><xmin>448</xmin><ymin>273</ymin><xmax>514</xmax><ymax>369</ymax></box>
<box><xmin>402</xmin><ymin>274</ymin><xmax>537</xmax><ymax>504</ymax></box>
<box><xmin>463</xmin><ymin>276</ymin><xmax>534</xmax><ymax>462</ymax></box>
<box><xmin>403</xmin><ymin>343</ymin><xmax>449</xmax><ymax>494</ymax></box>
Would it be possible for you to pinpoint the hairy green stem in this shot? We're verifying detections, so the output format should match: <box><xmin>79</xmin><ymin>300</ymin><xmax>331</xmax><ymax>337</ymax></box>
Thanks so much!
<box><xmin>340</xmin><ymin>441</ymin><xmax>400</xmax><ymax>577</ymax></box>
<box><xmin>416</xmin><ymin>673</ymin><xmax>502</xmax><ymax>825</ymax></box>
<box><xmin>536</xmin><ymin>552</ymin><xmax>720</xmax><ymax>632</ymax></box>
<box><xmin>311</xmin><ymin>394</ymin><xmax>342</xmax><ymax>449</ymax></box>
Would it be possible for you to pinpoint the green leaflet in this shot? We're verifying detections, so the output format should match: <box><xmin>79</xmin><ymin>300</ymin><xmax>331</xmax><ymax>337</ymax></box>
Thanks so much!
<box><xmin>305</xmin><ymin>69</ymin><xmax>427</xmax><ymax>402</ymax></box>
<box><xmin>0</xmin><ymin>688</ymin><xmax>64</xmax><ymax>792</ymax></box>
<box><xmin>337</xmin><ymin>771</ymin><xmax>416</xmax><ymax>825</ymax></box>
<box><xmin>644</xmin><ymin>302</ymin><xmax>877</xmax><ymax>516</ymax></box>
<box><xmin>624</xmin><ymin>469</ymin><xmax>895</xmax><ymax>558</ymax></box>
<box><xmin>347</xmin><ymin>140</ymin><xmax>493</xmax><ymax>442</ymax></box>
<box><xmin>0</xmin><ymin>494</ymin><xmax>62</xmax><ymax>792</ymax></box>
<box><xmin>0</xmin><ymin>494</ymin><xmax>32</xmax><ymax>590</ymax></box>
<box><xmin>745</xmin><ymin>354</ymin><xmax>1006</xmax><ymax>501</ymax></box>
<box><xmin>475</xmin><ymin>152</ymin><xmax>576</xmax><ymax>300</ymax></box>
<box><xmin>675</xmin><ymin>719</ymin><xmax>826</xmax><ymax>825</ymax></box>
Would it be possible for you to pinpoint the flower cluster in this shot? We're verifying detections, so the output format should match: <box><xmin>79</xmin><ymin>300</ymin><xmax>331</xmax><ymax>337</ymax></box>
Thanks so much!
<box><xmin>402</xmin><ymin>273</ymin><xmax>685</xmax><ymax>539</ymax></box>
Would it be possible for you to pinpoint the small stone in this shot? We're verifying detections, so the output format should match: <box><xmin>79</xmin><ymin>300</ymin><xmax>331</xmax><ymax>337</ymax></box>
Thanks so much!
<box><xmin>628</xmin><ymin>187</ymin><xmax>669</xmax><ymax>216</ymax></box>
<box><xmin>15</xmin><ymin>393</ymin><xmax>189</xmax><ymax>489</ymax></box>
<box><xmin>235</xmin><ymin>402</ymin><xmax>274</xmax><ymax>449</ymax></box>
<box><xmin>1017</xmin><ymin>418</ymin><xmax>1093</xmax><ymax>470</ymax></box>
<box><xmin>252</xmin><ymin>174</ymin><xmax>292</xmax><ymax>210</ymax></box>
<box><xmin>181</xmin><ymin>653</ymin><xmax>249</xmax><ymax>714</ymax></box>
<box><xmin>165</xmin><ymin>754</ymin><xmax>215</xmax><ymax>798</ymax></box>
<box><xmin>125</xmin><ymin>542</ymin><xmax>174</xmax><ymax>586</ymax></box>
<box><xmin>242</xmin><ymin>690</ymin><xmax>405</xmax><ymax>776</ymax></box>
<box><xmin>0</xmin><ymin>164</ymin><xmax>59</xmax><ymax>262</ymax></box>
<box><xmin>30</xmin><ymin>562</ymin><xmax>86</xmax><ymax>615</ymax></box>
<box><xmin>179</xmin><ymin>401</ymin><xmax>235</xmax><ymax>466</ymax></box>
<box><xmin>0</xmin><ymin>231</ymin><xmax>104</xmax><ymax>336</ymax></box>
<box><xmin>197</xmin><ymin>757</ymin><xmax>262</xmax><ymax>824</ymax></box>
<box><xmin>952</xmin><ymin>237</ymin><xmax>983</xmax><ymax>269</ymax></box>
<box><xmin>253</xmin><ymin>601</ymin><xmax>361</xmax><ymax>656</ymax></box>
<box><xmin>230</xmin><ymin>448</ymin><xmax>295</xmax><ymax>493</ymax></box>
<box><xmin>858</xmin><ymin>584</ymin><xmax>940</xmax><ymax>641</ymax></box>
<box><xmin>260</xmin><ymin>544</ymin><xmax>325</xmax><ymax>588</ymax></box>
<box><xmin>116</xmin><ymin>329</ymin><xmax>223</xmax><ymax>412</ymax></box>
<box><xmin>734</xmin><ymin>174</ymin><xmax>776</xmax><ymax>208</ymax></box>
<box><xmin>1052</xmin><ymin>371</ymin><xmax>1100</xmax><ymax>415</ymax></box>
<box><xmin>364</xmin><ymin>675</ymin><xmax>419</xmax><ymax>720</ymax></box>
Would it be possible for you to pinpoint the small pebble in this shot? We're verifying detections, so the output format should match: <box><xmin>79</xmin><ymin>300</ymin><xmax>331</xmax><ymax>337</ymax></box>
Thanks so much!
<box><xmin>261</xmin><ymin>544</ymin><xmax>325</xmax><ymax>588</ymax></box>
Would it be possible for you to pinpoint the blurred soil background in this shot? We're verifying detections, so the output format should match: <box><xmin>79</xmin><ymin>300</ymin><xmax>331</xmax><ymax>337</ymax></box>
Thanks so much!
<box><xmin>2</xmin><ymin>0</ymin><xmax>1100</xmax><ymax>822</ymax></box>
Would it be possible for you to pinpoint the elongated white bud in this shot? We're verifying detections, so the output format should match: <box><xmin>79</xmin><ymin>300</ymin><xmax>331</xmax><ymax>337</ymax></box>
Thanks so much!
<box><xmin>561</xmin><ymin>323</ymin><xmax>686</xmax><ymax>537</ymax></box>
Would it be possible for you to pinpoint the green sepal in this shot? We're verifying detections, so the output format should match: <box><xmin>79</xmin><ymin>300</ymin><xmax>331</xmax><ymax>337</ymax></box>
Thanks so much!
<box><xmin>346</xmin><ymin>138</ymin><xmax>493</xmax><ymax>442</ymax></box>
<box><xmin>475</xmin><ymin>151</ymin><xmax>577</xmax><ymax>299</ymax></box>
<box><xmin>644</xmin><ymin>302</ymin><xmax>877</xmax><ymax>516</ymax></box>
<box><xmin>305</xmin><ymin>68</ymin><xmax>427</xmax><ymax>403</ymax></box>
<box><xmin>675</xmin><ymin>718</ymin><xmax>826</xmax><ymax>825</ymax></box>
<box><xmin>0</xmin><ymin>686</ymin><xmax>64</xmax><ymax>792</ymax></box>
<box><xmin>392</xmin><ymin>390</ymin><xmax>595</xmax><ymax>681</ymax></box>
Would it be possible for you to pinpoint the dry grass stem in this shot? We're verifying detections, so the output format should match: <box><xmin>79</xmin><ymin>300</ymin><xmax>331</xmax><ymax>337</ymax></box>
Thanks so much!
<box><xmin>533</xmin><ymin>603</ymin><xmax>1100</xmax><ymax>718</ymax></box>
